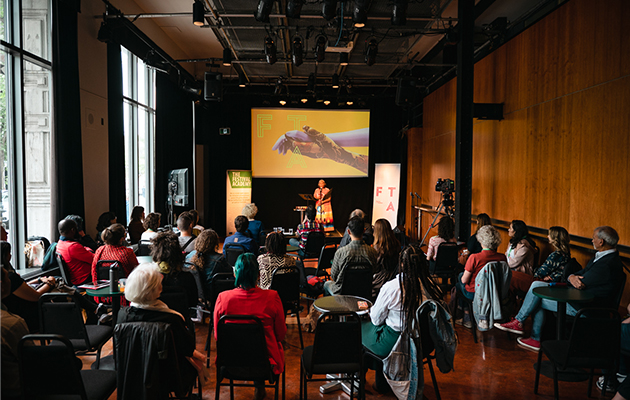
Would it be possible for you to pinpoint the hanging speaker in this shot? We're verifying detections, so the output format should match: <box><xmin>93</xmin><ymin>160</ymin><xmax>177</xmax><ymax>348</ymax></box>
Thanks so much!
<box><xmin>204</xmin><ymin>72</ymin><xmax>223</xmax><ymax>102</ymax></box>
<box><xmin>396</xmin><ymin>77</ymin><xmax>416</xmax><ymax>106</ymax></box>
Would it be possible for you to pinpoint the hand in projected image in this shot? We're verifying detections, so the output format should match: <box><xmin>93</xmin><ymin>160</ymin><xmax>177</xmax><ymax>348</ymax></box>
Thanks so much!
<box><xmin>271</xmin><ymin>130</ymin><xmax>312</xmax><ymax>155</ymax></box>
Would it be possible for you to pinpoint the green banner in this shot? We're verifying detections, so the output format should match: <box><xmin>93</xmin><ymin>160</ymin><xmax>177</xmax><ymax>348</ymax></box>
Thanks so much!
<box><xmin>228</xmin><ymin>170</ymin><xmax>252</xmax><ymax>189</ymax></box>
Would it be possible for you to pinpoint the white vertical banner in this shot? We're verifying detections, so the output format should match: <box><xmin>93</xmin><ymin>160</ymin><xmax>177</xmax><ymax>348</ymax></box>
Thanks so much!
<box><xmin>372</xmin><ymin>163</ymin><xmax>401</xmax><ymax>228</ymax></box>
<box><xmin>226</xmin><ymin>170</ymin><xmax>252</xmax><ymax>236</ymax></box>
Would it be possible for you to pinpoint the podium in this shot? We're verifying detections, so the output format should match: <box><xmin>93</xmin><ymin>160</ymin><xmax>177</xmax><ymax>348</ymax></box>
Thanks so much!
<box><xmin>295</xmin><ymin>194</ymin><xmax>316</xmax><ymax>222</ymax></box>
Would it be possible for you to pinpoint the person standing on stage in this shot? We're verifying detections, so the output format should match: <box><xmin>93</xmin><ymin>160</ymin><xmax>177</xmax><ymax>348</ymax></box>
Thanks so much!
<box><xmin>314</xmin><ymin>179</ymin><xmax>334</xmax><ymax>232</ymax></box>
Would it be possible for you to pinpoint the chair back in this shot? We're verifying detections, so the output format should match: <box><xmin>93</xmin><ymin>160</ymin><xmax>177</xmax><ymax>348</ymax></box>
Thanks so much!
<box><xmin>309</xmin><ymin>312</ymin><xmax>363</xmax><ymax>373</ymax></box>
<box><xmin>136</xmin><ymin>239</ymin><xmax>152</xmax><ymax>256</ymax></box>
<box><xmin>159</xmin><ymin>286</ymin><xmax>194</xmax><ymax>329</ymax></box>
<box><xmin>432</xmin><ymin>242</ymin><xmax>459</xmax><ymax>274</ymax></box>
<box><xmin>303</xmin><ymin>231</ymin><xmax>326</xmax><ymax>258</ymax></box>
<box><xmin>614</xmin><ymin>272</ymin><xmax>627</xmax><ymax>310</ymax></box>
<box><xmin>270</xmin><ymin>266</ymin><xmax>300</xmax><ymax>313</ymax></box>
<box><xmin>208</xmin><ymin>272</ymin><xmax>236</xmax><ymax>305</ymax></box>
<box><xmin>561</xmin><ymin>257</ymin><xmax>582</xmax><ymax>283</ymax></box>
<box><xmin>417</xmin><ymin>306</ymin><xmax>436</xmax><ymax>358</ymax></box>
<box><xmin>317</xmin><ymin>244</ymin><xmax>337</xmax><ymax>274</ymax></box>
<box><xmin>19</xmin><ymin>334</ymin><xmax>89</xmax><ymax>399</ymax></box>
<box><xmin>54</xmin><ymin>253</ymin><xmax>71</xmax><ymax>283</ymax></box>
<box><xmin>564</xmin><ymin>308</ymin><xmax>620</xmax><ymax>369</ymax></box>
<box><xmin>95</xmin><ymin>259</ymin><xmax>119</xmax><ymax>281</ymax></box>
<box><xmin>184</xmin><ymin>261</ymin><xmax>206</xmax><ymax>302</ymax></box>
<box><xmin>224</xmin><ymin>243</ymin><xmax>247</xmax><ymax>267</ymax></box>
<box><xmin>39</xmin><ymin>293</ymin><xmax>92</xmax><ymax>348</ymax></box>
<box><xmin>216</xmin><ymin>315</ymin><xmax>275</xmax><ymax>381</ymax></box>
<box><xmin>340</xmin><ymin>261</ymin><xmax>373</xmax><ymax>300</ymax></box>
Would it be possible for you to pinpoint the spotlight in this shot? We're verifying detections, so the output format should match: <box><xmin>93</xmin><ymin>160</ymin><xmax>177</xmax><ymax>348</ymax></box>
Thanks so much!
<box><xmin>301</xmin><ymin>98</ymin><xmax>308</xmax><ymax>103</ymax></box>
<box><xmin>193</xmin><ymin>1</ymin><xmax>205</xmax><ymax>26</ymax></box>
<box><xmin>322</xmin><ymin>0</ymin><xmax>337</xmax><ymax>21</ymax></box>
<box><xmin>324</xmin><ymin>100</ymin><xmax>331</xmax><ymax>105</ymax></box>
<box><xmin>274</xmin><ymin>77</ymin><xmax>283</xmax><ymax>95</ymax></box>
<box><xmin>279</xmin><ymin>99</ymin><xmax>287</xmax><ymax>105</ymax></box>
<box><xmin>353</xmin><ymin>0</ymin><xmax>368</xmax><ymax>28</ymax></box>
<box><xmin>238</xmin><ymin>72</ymin><xmax>247</xmax><ymax>87</ymax></box>
<box><xmin>286</xmin><ymin>0</ymin><xmax>303</xmax><ymax>19</ymax></box>
<box><xmin>307</xmin><ymin>73</ymin><xmax>316</xmax><ymax>92</ymax></box>
<box><xmin>347</xmin><ymin>100</ymin><xmax>354</xmax><ymax>105</ymax></box>
<box><xmin>292</xmin><ymin>36</ymin><xmax>304</xmax><ymax>67</ymax></box>
<box><xmin>392</xmin><ymin>0</ymin><xmax>408</xmax><ymax>26</ymax></box>
<box><xmin>222</xmin><ymin>48</ymin><xmax>232</xmax><ymax>66</ymax></box>
<box><xmin>314</xmin><ymin>35</ymin><xmax>327</xmax><ymax>63</ymax></box>
<box><xmin>365</xmin><ymin>38</ymin><xmax>377</xmax><ymax>66</ymax></box>
<box><xmin>254</xmin><ymin>0</ymin><xmax>274</xmax><ymax>23</ymax></box>
<box><xmin>332</xmin><ymin>74</ymin><xmax>339</xmax><ymax>89</ymax></box>
<box><xmin>265</xmin><ymin>36</ymin><xmax>277</xmax><ymax>65</ymax></box>
<box><xmin>339</xmin><ymin>53</ymin><xmax>349</xmax><ymax>66</ymax></box>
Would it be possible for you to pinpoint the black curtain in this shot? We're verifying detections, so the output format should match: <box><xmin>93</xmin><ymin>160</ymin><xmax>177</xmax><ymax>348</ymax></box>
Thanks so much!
<box><xmin>107</xmin><ymin>43</ymin><xmax>127</xmax><ymax>226</ymax></box>
<box><xmin>155</xmin><ymin>74</ymin><xmax>195</xmax><ymax>226</ymax></box>
<box><xmin>51</xmin><ymin>0</ymin><xmax>84</xmax><ymax>232</ymax></box>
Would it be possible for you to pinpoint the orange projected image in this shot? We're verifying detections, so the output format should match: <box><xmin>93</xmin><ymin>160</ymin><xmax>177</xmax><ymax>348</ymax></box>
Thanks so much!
<box><xmin>251</xmin><ymin>108</ymin><xmax>370</xmax><ymax>178</ymax></box>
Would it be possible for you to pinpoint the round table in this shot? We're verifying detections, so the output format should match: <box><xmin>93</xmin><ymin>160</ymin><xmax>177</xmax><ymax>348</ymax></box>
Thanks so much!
<box><xmin>86</xmin><ymin>286</ymin><xmax>125</xmax><ymax>371</ymax></box>
<box><xmin>313</xmin><ymin>295</ymin><xmax>372</xmax><ymax>315</ymax></box>
<box><xmin>136</xmin><ymin>255</ymin><xmax>153</xmax><ymax>264</ymax></box>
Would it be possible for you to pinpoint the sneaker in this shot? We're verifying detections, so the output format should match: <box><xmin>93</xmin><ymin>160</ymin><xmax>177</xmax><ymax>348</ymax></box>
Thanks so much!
<box><xmin>494</xmin><ymin>318</ymin><xmax>524</xmax><ymax>335</ymax></box>
<box><xmin>454</xmin><ymin>318</ymin><xmax>464</xmax><ymax>326</ymax></box>
<box><xmin>462</xmin><ymin>313</ymin><xmax>472</xmax><ymax>329</ymax></box>
<box><xmin>95</xmin><ymin>303</ymin><xmax>108</xmax><ymax>317</ymax></box>
<box><xmin>98</xmin><ymin>312</ymin><xmax>113</xmax><ymax>324</ymax></box>
<box><xmin>516</xmin><ymin>337</ymin><xmax>540</xmax><ymax>353</ymax></box>
<box><xmin>597</xmin><ymin>376</ymin><xmax>618</xmax><ymax>392</ymax></box>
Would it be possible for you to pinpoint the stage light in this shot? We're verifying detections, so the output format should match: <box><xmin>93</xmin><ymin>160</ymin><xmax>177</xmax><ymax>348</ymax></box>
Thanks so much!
<box><xmin>301</xmin><ymin>98</ymin><xmax>308</xmax><ymax>103</ymax></box>
<box><xmin>193</xmin><ymin>1</ymin><xmax>205</xmax><ymax>26</ymax></box>
<box><xmin>265</xmin><ymin>36</ymin><xmax>277</xmax><ymax>65</ymax></box>
<box><xmin>222</xmin><ymin>48</ymin><xmax>232</xmax><ymax>66</ymax></box>
<box><xmin>322</xmin><ymin>0</ymin><xmax>337</xmax><ymax>21</ymax></box>
<box><xmin>238</xmin><ymin>72</ymin><xmax>247</xmax><ymax>87</ymax></box>
<box><xmin>347</xmin><ymin>100</ymin><xmax>354</xmax><ymax>105</ymax></box>
<box><xmin>307</xmin><ymin>73</ymin><xmax>316</xmax><ymax>92</ymax></box>
<box><xmin>324</xmin><ymin>100</ymin><xmax>331</xmax><ymax>105</ymax></box>
<box><xmin>392</xmin><ymin>0</ymin><xmax>408</xmax><ymax>26</ymax></box>
<box><xmin>365</xmin><ymin>38</ymin><xmax>378</xmax><ymax>66</ymax></box>
<box><xmin>279</xmin><ymin>99</ymin><xmax>287</xmax><ymax>105</ymax></box>
<box><xmin>292</xmin><ymin>36</ymin><xmax>304</xmax><ymax>67</ymax></box>
<box><xmin>274</xmin><ymin>77</ymin><xmax>283</xmax><ymax>95</ymax></box>
<box><xmin>339</xmin><ymin>53</ymin><xmax>349</xmax><ymax>66</ymax></box>
<box><xmin>315</xmin><ymin>35</ymin><xmax>327</xmax><ymax>63</ymax></box>
<box><xmin>332</xmin><ymin>73</ymin><xmax>339</xmax><ymax>89</ymax></box>
<box><xmin>353</xmin><ymin>0</ymin><xmax>368</xmax><ymax>28</ymax></box>
<box><xmin>286</xmin><ymin>0</ymin><xmax>303</xmax><ymax>19</ymax></box>
<box><xmin>254</xmin><ymin>0</ymin><xmax>274</xmax><ymax>22</ymax></box>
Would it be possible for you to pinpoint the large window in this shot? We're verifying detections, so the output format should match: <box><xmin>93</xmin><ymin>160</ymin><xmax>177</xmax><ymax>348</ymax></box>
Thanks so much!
<box><xmin>1</xmin><ymin>0</ymin><xmax>52</xmax><ymax>269</ymax></box>
<box><xmin>121</xmin><ymin>47</ymin><xmax>155</xmax><ymax>220</ymax></box>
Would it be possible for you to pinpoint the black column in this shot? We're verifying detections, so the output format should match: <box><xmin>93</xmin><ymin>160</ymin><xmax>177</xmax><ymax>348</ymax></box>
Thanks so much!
<box><xmin>454</xmin><ymin>0</ymin><xmax>475</xmax><ymax>240</ymax></box>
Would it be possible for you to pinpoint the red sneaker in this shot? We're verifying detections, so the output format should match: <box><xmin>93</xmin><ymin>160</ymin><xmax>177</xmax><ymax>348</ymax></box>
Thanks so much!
<box><xmin>517</xmin><ymin>337</ymin><xmax>540</xmax><ymax>352</ymax></box>
<box><xmin>494</xmin><ymin>318</ymin><xmax>524</xmax><ymax>335</ymax></box>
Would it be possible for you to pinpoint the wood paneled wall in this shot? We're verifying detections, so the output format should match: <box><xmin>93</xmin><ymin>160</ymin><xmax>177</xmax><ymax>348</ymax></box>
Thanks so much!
<box><xmin>411</xmin><ymin>0</ymin><xmax>630</xmax><ymax>302</ymax></box>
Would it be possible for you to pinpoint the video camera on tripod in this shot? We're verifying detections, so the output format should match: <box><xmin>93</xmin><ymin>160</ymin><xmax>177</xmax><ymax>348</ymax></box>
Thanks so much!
<box><xmin>420</xmin><ymin>178</ymin><xmax>456</xmax><ymax>246</ymax></box>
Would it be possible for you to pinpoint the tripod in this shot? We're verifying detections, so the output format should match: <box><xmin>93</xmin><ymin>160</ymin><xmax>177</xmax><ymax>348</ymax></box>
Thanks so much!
<box><xmin>420</xmin><ymin>193</ymin><xmax>455</xmax><ymax>247</ymax></box>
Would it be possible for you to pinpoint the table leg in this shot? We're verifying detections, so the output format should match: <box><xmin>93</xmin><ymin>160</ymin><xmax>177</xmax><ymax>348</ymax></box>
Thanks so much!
<box><xmin>556</xmin><ymin>302</ymin><xmax>566</xmax><ymax>340</ymax></box>
<box><xmin>112</xmin><ymin>294</ymin><xmax>120</xmax><ymax>326</ymax></box>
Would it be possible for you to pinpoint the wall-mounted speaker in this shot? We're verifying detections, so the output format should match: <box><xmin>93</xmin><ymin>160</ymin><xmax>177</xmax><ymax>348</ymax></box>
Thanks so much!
<box><xmin>396</xmin><ymin>77</ymin><xmax>417</xmax><ymax>106</ymax></box>
<box><xmin>204</xmin><ymin>72</ymin><xmax>223</xmax><ymax>102</ymax></box>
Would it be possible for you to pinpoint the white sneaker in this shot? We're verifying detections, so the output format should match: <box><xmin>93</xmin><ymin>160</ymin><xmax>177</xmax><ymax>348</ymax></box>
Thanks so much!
<box><xmin>596</xmin><ymin>376</ymin><xmax>617</xmax><ymax>392</ymax></box>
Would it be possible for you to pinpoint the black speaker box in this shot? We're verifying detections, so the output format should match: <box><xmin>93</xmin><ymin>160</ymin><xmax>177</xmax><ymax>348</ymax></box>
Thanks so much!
<box><xmin>204</xmin><ymin>72</ymin><xmax>223</xmax><ymax>102</ymax></box>
<box><xmin>396</xmin><ymin>77</ymin><xmax>417</xmax><ymax>106</ymax></box>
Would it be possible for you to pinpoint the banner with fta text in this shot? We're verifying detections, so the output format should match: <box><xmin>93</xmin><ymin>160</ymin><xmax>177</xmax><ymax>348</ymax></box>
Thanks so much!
<box><xmin>226</xmin><ymin>170</ymin><xmax>252</xmax><ymax>236</ymax></box>
<box><xmin>372</xmin><ymin>164</ymin><xmax>401</xmax><ymax>228</ymax></box>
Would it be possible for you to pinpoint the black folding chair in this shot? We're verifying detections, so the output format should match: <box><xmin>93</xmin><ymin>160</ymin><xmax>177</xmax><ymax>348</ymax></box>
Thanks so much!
<box><xmin>18</xmin><ymin>334</ymin><xmax>117</xmax><ymax>400</ymax></box>
<box><xmin>136</xmin><ymin>239</ymin><xmax>152</xmax><ymax>256</ymax></box>
<box><xmin>205</xmin><ymin>272</ymin><xmax>236</xmax><ymax>367</ymax></box>
<box><xmin>340</xmin><ymin>261</ymin><xmax>373</xmax><ymax>301</ymax></box>
<box><xmin>298</xmin><ymin>231</ymin><xmax>326</xmax><ymax>262</ymax></box>
<box><xmin>39</xmin><ymin>293</ymin><xmax>113</xmax><ymax>369</ymax></box>
<box><xmin>303</xmin><ymin>244</ymin><xmax>336</xmax><ymax>280</ymax></box>
<box><xmin>430</xmin><ymin>242</ymin><xmax>460</xmax><ymax>289</ymax></box>
<box><xmin>224</xmin><ymin>243</ymin><xmax>248</xmax><ymax>267</ymax></box>
<box><xmin>270</xmin><ymin>266</ymin><xmax>304</xmax><ymax>349</ymax></box>
<box><xmin>215</xmin><ymin>315</ymin><xmax>284</xmax><ymax>400</ymax></box>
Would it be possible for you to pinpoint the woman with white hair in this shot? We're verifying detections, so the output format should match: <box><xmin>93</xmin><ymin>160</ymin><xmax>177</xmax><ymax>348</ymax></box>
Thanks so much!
<box><xmin>242</xmin><ymin>203</ymin><xmax>264</xmax><ymax>246</ymax></box>
<box><xmin>456</xmin><ymin>225</ymin><xmax>507</xmax><ymax>327</ymax></box>
<box><xmin>118</xmin><ymin>263</ymin><xmax>205</xmax><ymax>365</ymax></box>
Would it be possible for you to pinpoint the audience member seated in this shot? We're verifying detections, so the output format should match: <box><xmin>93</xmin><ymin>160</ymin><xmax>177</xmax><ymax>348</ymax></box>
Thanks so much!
<box><xmin>362</xmin><ymin>244</ymin><xmax>443</xmax><ymax>394</ymax></box>
<box><xmin>213</xmin><ymin>253</ymin><xmax>286</xmax><ymax>400</ymax></box>
<box><xmin>1</xmin><ymin>266</ymin><xmax>30</xmax><ymax>400</ymax></box>
<box><xmin>242</xmin><ymin>203</ymin><xmax>264</xmax><ymax>246</ymax></box>
<box><xmin>257</xmin><ymin>231</ymin><xmax>296</xmax><ymax>290</ymax></box>
<box><xmin>56</xmin><ymin>219</ymin><xmax>94</xmax><ymax>286</ymax></box>
<box><xmin>510</xmin><ymin>226</ymin><xmax>571</xmax><ymax>296</ymax></box>
<box><xmin>117</xmin><ymin>263</ymin><xmax>205</xmax><ymax>384</ymax></box>
<box><xmin>127</xmin><ymin>206</ymin><xmax>145</xmax><ymax>245</ymax></box>
<box><xmin>186</xmin><ymin>229</ymin><xmax>230</xmax><ymax>298</ymax></box>
<box><xmin>65</xmin><ymin>214</ymin><xmax>99</xmax><ymax>252</ymax></box>
<box><xmin>189</xmin><ymin>209</ymin><xmax>205</xmax><ymax>236</ymax></box>
<box><xmin>289</xmin><ymin>205</ymin><xmax>322</xmax><ymax>253</ymax></box>
<box><xmin>495</xmin><ymin>226</ymin><xmax>624</xmax><ymax>353</ymax></box>
<box><xmin>95</xmin><ymin>211</ymin><xmax>117</xmax><ymax>245</ymax></box>
<box><xmin>426</xmin><ymin>216</ymin><xmax>457</xmax><ymax>262</ymax></box>
<box><xmin>141</xmin><ymin>212</ymin><xmax>161</xmax><ymax>241</ymax></box>
<box><xmin>92</xmin><ymin>223</ymin><xmax>139</xmax><ymax>281</ymax></box>
<box><xmin>323</xmin><ymin>216</ymin><xmax>378</xmax><ymax>296</ymax></box>
<box><xmin>466</xmin><ymin>213</ymin><xmax>492</xmax><ymax>255</ymax></box>
<box><xmin>177</xmin><ymin>212</ymin><xmax>197</xmax><ymax>254</ymax></box>
<box><xmin>151</xmin><ymin>231</ymin><xmax>199</xmax><ymax>308</ymax></box>
<box><xmin>223</xmin><ymin>215</ymin><xmax>258</xmax><ymax>256</ymax></box>
<box><xmin>339</xmin><ymin>209</ymin><xmax>374</xmax><ymax>248</ymax></box>
<box><xmin>371</xmin><ymin>219</ymin><xmax>401</xmax><ymax>299</ymax></box>
<box><xmin>456</xmin><ymin>225</ymin><xmax>507</xmax><ymax>328</ymax></box>
<box><xmin>505</xmin><ymin>220</ymin><xmax>536</xmax><ymax>275</ymax></box>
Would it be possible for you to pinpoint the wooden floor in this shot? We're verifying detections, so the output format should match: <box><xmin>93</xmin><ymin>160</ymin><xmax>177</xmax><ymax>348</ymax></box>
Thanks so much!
<box><xmin>86</xmin><ymin>299</ymin><xmax>613</xmax><ymax>400</ymax></box>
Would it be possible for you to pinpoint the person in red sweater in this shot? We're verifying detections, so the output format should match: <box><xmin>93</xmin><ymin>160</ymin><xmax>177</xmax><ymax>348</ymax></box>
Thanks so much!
<box><xmin>214</xmin><ymin>253</ymin><xmax>286</xmax><ymax>400</ymax></box>
<box><xmin>92</xmin><ymin>223</ymin><xmax>139</xmax><ymax>282</ymax></box>
<box><xmin>55</xmin><ymin>219</ymin><xmax>94</xmax><ymax>285</ymax></box>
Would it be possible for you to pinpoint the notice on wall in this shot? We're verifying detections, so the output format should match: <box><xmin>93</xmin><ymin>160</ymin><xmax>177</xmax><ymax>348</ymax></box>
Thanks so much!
<box><xmin>372</xmin><ymin>164</ymin><xmax>401</xmax><ymax>228</ymax></box>
<box><xmin>226</xmin><ymin>170</ymin><xmax>252</xmax><ymax>236</ymax></box>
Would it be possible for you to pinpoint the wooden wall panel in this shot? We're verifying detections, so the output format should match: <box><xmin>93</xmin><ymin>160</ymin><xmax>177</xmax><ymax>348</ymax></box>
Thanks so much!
<box><xmin>406</xmin><ymin>127</ymin><xmax>423</xmax><ymax>238</ymax></box>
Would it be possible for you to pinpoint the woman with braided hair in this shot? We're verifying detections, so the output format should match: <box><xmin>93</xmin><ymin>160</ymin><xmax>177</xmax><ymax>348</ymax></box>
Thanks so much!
<box><xmin>362</xmin><ymin>243</ymin><xmax>443</xmax><ymax>393</ymax></box>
